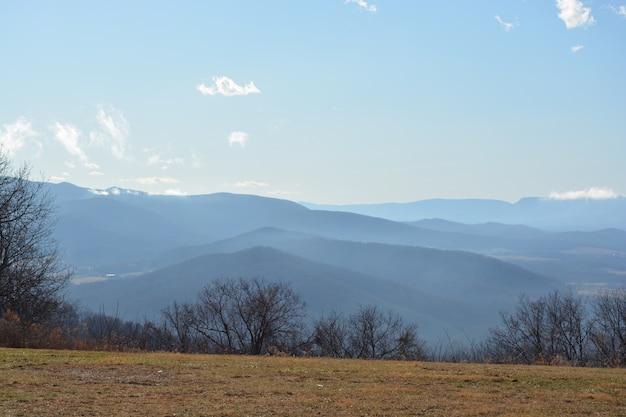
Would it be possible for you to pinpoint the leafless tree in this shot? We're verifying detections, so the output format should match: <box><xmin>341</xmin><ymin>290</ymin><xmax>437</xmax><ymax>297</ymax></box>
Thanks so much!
<box><xmin>347</xmin><ymin>305</ymin><xmax>424</xmax><ymax>360</ymax></box>
<box><xmin>592</xmin><ymin>289</ymin><xmax>626</xmax><ymax>367</ymax></box>
<box><xmin>544</xmin><ymin>289</ymin><xmax>592</xmax><ymax>365</ymax></box>
<box><xmin>313</xmin><ymin>310</ymin><xmax>350</xmax><ymax>357</ymax></box>
<box><xmin>0</xmin><ymin>152</ymin><xmax>72</xmax><ymax>328</ymax></box>
<box><xmin>160</xmin><ymin>301</ymin><xmax>200</xmax><ymax>353</ymax></box>
<box><xmin>314</xmin><ymin>305</ymin><xmax>425</xmax><ymax>360</ymax></box>
<box><xmin>487</xmin><ymin>290</ymin><xmax>592</xmax><ymax>365</ymax></box>
<box><xmin>193</xmin><ymin>277</ymin><xmax>306</xmax><ymax>355</ymax></box>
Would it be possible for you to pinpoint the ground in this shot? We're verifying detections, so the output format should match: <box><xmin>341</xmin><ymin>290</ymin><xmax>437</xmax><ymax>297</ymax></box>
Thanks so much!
<box><xmin>1</xmin><ymin>348</ymin><xmax>625</xmax><ymax>416</ymax></box>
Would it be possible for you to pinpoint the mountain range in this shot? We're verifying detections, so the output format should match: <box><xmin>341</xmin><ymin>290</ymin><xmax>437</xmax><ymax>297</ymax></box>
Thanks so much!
<box><xmin>46</xmin><ymin>182</ymin><xmax>626</xmax><ymax>342</ymax></box>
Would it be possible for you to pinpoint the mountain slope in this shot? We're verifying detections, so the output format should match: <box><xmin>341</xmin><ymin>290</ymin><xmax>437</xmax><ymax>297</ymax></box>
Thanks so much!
<box><xmin>69</xmin><ymin>246</ymin><xmax>485</xmax><ymax>340</ymax></box>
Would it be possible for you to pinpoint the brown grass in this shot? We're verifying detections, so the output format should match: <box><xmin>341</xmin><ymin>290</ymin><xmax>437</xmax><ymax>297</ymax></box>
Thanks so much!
<box><xmin>1</xmin><ymin>348</ymin><xmax>625</xmax><ymax>416</ymax></box>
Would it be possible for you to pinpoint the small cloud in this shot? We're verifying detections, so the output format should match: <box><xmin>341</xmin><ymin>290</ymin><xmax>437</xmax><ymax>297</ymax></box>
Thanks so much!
<box><xmin>571</xmin><ymin>44</ymin><xmax>584</xmax><ymax>52</ymax></box>
<box><xmin>134</xmin><ymin>177</ymin><xmax>179</xmax><ymax>185</ymax></box>
<box><xmin>50</xmin><ymin>122</ymin><xmax>93</xmax><ymax>166</ymax></box>
<box><xmin>345</xmin><ymin>0</ymin><xmax>377</xmax><ymax>12</ymax></box>
<box><xmin>495</xmin><ymin>16</ymin><xmax>518</xmax><ymax>32</ymax></box>
<box><xmin>228</xmin><ymin>131</ymin><xmax>249</xmax><ymax>147</ymax></box>
<box><xmin>88</xmin><ymin>188</ymin><xmax>110</xmax><ymax>196</ymax></box>
<box><xmin>144</xmin><ymin>147</ymin><xmax>184</xmax><ymax>169</ymax></box>
<box><xmin>0</xmin><ymin>117</ymin><xmax>39</xmax><ymax>156</ymax></box>
<box><xmin>190</xmin><ymin>150</ymin><xmax>202</xmax><ymax>168</ymax></box>
<box><xmin>266</xmin><ymin>189</ymin><xmax>300</xmax><ymax>197</ymax></box>
<box><xmin>149</xmin><ymin>189</ymin><xmax>188</xmax><ymax>196</ymax></box>
<box><xmin>556</xmin><ymin>0</ymin><xmax>595</xmax><ymax>29</ymax></box>
<box><xmin>232</xmin><ymin>181</ymin><xmax>269</xmax><ymax>188</ymax></box>
<box><xmin>90</xmin><ymin>105</ymin><xmax>131</xmax><ymax>160</ymax></box>
<box><xmin>197</xmin><ymin>76</ymin><xmax>261</xmax><ymax>97</ymax></box>
<box><xmin>89</xmin><ymin>171</ymin><xmax>104</xmax><ymax>176</ymax></box>
<box><xmin>548</xmin><ymin>187</ymin><xmax>619</xmax><ymax>200</ymax></box>
<box><xmin>609</xmin><ymin>5</ymin><xmax>626</xmax><ymax>18</ymax></box>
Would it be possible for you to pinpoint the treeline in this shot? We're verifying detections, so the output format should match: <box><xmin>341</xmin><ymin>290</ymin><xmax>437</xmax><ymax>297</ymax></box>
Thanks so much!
<box><xmin>2</xmin><ymin>277</ymin><xmax>626</xmax><ymax>367</ymax></box>
<box><xmin>0</xmin><ymin>277</ymin><xmax>425</xmax><ymax>360</ymax></box>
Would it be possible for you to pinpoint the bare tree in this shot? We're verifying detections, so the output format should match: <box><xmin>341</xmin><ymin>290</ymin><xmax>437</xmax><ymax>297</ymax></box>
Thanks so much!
<box><xmin>487</xmin><ymin>294</ymin><xmax>549</xmax><ymax>364</ymax></box>
<box><xmin>348</xmin><ymin>305</ymin><xmax>424</xmax><ymax>360</ymax></box>
<box><xmin>314</xmin><ymin>305</ymin><xmax>425</xmax><ymax>360</ymax></box>
<box><xmin>313</xmin><ymin>311</ymin><xmax>350</xmax><ymax>357</ymax></box>
<box><xmin>487</xmin><ymin>290</ymin><xmax>592</xmax><ymax>365</ymax></box>
<box><xmin>193</xmin><ymin>277</ymin><xmax>306</xmax><ymax>355</ymax></box>
<box><xmin>0</xmin><ymin>152</ymin><xmax>71</xmax><ymax>328</ymax></box>
<box><xmin>160</xmin><ymin>301</ymin><xmax>200</xmax><ymax>353</ymax></box>
<box><xmin>544</xmin><ymin>289</ymin><xmax>592</xmax><ymax>365</ymax></box>
<box><xmin>592</xmin><ymin>289</ymin><xmax>626</xmax><ymax>367</ymax></box>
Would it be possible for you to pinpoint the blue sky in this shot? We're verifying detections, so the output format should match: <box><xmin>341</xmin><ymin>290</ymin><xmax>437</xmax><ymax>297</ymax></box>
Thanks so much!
<box><xmin>1</xmin><ymin>0</ymin><xmax>625</xmax><ymax>203</ymax></box>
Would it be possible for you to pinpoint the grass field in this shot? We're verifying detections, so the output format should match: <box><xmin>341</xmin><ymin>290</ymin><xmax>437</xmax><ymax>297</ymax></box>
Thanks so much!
<box><xmin>1</xmin><ymin>348</ymin><xmax>625</xmax><ymax>416</ymax></box>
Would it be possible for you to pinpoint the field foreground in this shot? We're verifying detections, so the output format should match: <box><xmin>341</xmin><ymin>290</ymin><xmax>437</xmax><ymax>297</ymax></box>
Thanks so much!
<box><xmin>1</xmin><ymin>349</ymin><xmax>625</xmax><ymax>416</ymax></box>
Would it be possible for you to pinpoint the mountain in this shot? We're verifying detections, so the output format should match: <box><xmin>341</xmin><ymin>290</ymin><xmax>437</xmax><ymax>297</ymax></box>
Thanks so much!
<box><xmin>68</xmin><ymin>245</ymin><xmax>556</xmax><ymax>341</ymax></box>
<box><xmin>41</xmin><ymin>181</ymin><xmax>625</xmax><ymax>342</ymax></box>
<box><xmin>303</xmin><ymin>197</ymin><xmax>626</xmax><ymax>231</ymax></box>
<box><xmin>157</xmin><ymin>227</ymin><xmax>562</xmax><ymax>304</ymax></box>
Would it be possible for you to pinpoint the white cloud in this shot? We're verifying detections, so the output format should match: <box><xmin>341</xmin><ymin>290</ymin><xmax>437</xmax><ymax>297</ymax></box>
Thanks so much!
<box><xmin>90</xmin><ymin>105</ymin><xmax>131</xmax><ymax>160</ymax></box>
<box><xmin>89</xmin><ymin>171</ymin><xmax>104</xmax><ymax>176</ymax></box>
<box><xmin>134</xmin><ymin>177</ymin><xmax>179</xmax><ymax>185</ymax></box>
<box><xmin>144</xmin><ymin>147</ymin><xmax>184</xmax><ymax>169</ymax></box>
<box><xmin>571</xmin><ymin>44</ymin><xmax>584</xmax><ymax>52</ymax></box>
<box><xmin>197</xmin><ymin>76</ymin><xmax>261</xmax><ymax>97</ymax></box>
<box><xmin>51</xmin><ymin>122</ymin><xmax>93</xmax><ymax>166</ymax></box>
<box><xmin>266</xmin><ymin>189</ymin><xmax>299</xmax><ymax>197</ymax></box>
<box><xmin>190</xmin><ymin>150</ymin><xmax>202</xmax><ymax>168</ymax></box>
<box><xmin>495</xmin><ymin>16</ymin><xmax>517</xmax><ymax>32</ymax></box>
<box><xmin>148</xmin><ymin>155</ymin><xmax>184</xmax><ymax>168</ymax></box>
<box><xmin>0</xmin><ymin>117</ymin><xmax>39</xmax><ymax>156</ymax></box>
<box><xmin>548</xmin><ymin>187</ymin><xmax>619</xmax><ymax>200</ymax></box>
<box><xmin>88</xmin><ymin>188</ymin><xmax>110</xmax><ymax>196</ymax></box>
<box><xmin>228</xmin><ymin>131</ymin><xmax>249</xmax><ymax>147</ymax></box>
<box><xmin>149</xmin><ymin>188</ymin><xmax>188</xmax><ymax>196</ymax></box>
<box><xmin>556</xmin><ymin>0</ymin><xmax>595</xmax><ymax>29</ymax></box>
<box><xmin>232</xmin><ymin>181</ymin><xmax>269</xmax><ymax>188</ymax></box>
<box><xmin>345</xmin><ymin>0</ymin><xmax>377</xmax><ymax>12</ymax></box>
<box><xmin>609</xmin><ymin>5</ymin><xmax>626</xmax><ymax>18</ymax></box>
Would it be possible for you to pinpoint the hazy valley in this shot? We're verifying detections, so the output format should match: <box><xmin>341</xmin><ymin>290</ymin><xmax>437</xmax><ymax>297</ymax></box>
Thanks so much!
<box><xmin>50</xmin><ymin>182</ymin><xmax>626</xmax><ymax>342</ymax></box>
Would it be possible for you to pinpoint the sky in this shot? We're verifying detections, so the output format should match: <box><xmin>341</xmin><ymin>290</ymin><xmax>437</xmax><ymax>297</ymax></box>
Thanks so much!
<box><xmin>1</xmin><ymin>0</ymin><xmax>625</xmax><ymax>204</ymax></box>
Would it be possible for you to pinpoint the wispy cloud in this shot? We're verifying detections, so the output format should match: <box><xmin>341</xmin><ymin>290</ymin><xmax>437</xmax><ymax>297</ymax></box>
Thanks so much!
<box><xmin>556</xmin><ymin>0</ymin><xmax>595</xmax><ymax>29</ymax></box>
<box><xmin>0</xmin><ymin>117</ymin><xmax>39</xmax><ymax>156</ymax></box>
<box><xmin>232</xmin><ymin>181</ymin><xmax>269</xmax><ymax>188</ymax></box>
<box><xmin>50</xmin><ymin>122</ymin><xmax>96</xmax><ymax>167</ymax></box>
<box><xmin>147</xmin><ymin>154</ymin><xmax>184</xmax><ymax>169</ymax></box>
<box><xmin>609</xmin><ymin>5</ymin><xmax>626</xmax><ymax>18</ymax></box>
<box><xmin>50</xmin><ymin>175</ymin><xmax>69</xmax><ymax>182</ymax></box>
<box><xmin>134</xmin><ymin>177</ymin><xmax>179</xmax><ymax>185</ymax></box>
<box><xmin>266</xmin><ymin>189</ymin><xmax>300</xmax><ymax>197</ymax></box>
<box><xmin>548</xmin><ymin>187</ymin><xmax>619</xmax><ymax>200</ymax></box>
<box><xmin>495</xmin><ymin>16</ymin><xmax>517</xmax><ymax>32</ymax></box>
<box><xmin>228</xmin><ymin>131</ymin><xmax>249</xmax><ymax>147</ymax></box>
<box><xmin>197</xmin><ymin>76</ymin><xmax>261</xmax><ymax>97</ymax></box>
<box><xmin>190</xmin><ymin>150</ymin><xmax>202</xmax><ymax>168</ymax></box>
<box><xmin>90</xmin><ymin>105</ymin><xmax>131</xmax><ymax>160</ymax></box>
<box><xmin>571</xmin><ymin>44</ymin><xmax>584</xmax><ymax>52</ymax></box>
<box><xmin>345</xmin><ymin>0</ymin><xmax>377</xmax><ymax>12</ymax></box>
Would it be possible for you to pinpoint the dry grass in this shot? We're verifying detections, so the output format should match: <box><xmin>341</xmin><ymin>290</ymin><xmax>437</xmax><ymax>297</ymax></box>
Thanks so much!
<box><xmin>1</xmin><ymin>348</ymin><xmax>625</xmax><ymax>416</ymax></box>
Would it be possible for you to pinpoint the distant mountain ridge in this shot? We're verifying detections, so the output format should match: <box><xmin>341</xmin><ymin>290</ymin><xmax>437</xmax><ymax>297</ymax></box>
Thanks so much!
<box><xmin>303</xmin><ymin>197</ymin><xmax>626</xmax><ymax>231</ymax></box>
<box><xmin>41</xmin><ymin>181</ymin><xmax>626</xmax><ymax>342</ymax></box>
